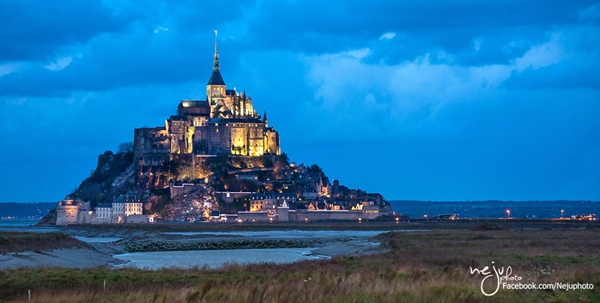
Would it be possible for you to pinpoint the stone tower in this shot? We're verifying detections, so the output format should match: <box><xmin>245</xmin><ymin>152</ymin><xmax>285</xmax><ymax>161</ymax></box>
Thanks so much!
<box><xmin>207</xmin><ymin>30</ymin><xmax>227</xmax><ymax>118</ymax></box>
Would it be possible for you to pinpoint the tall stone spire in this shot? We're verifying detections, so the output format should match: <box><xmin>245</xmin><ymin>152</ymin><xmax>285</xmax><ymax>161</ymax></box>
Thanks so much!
<box><xmin>207</xmin><ymin>30</ymin><xmax>225</xmax><ymax>86</ymax></box>
<box><xmin>263</xmin><ymin>110</ymin><xmax>268</xmax><ymax>127</ymax></box>
<box><xmin>213</xmin><ymin>30</ymin><xmax>219</xmax><ymax>70</ymax></box>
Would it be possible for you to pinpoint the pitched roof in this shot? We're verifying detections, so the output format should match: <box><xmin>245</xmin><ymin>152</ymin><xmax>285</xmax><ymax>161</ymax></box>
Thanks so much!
<box><xmin>168</xmin><ymin>115</ymin><xmax>188</xmax><ymax>122</ymax></box>
<box><xmin>207</xmin><ymin>69</ymin><xmax>225</xmax><ymax>85</ymax></box>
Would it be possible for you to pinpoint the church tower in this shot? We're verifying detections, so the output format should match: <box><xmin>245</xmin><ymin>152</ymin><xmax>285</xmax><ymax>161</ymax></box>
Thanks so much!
<box><xmin>207</xmin><ymin>30</ymin><xmax>226</xmax><ymax>118</ymax></box>
<box><xmin>263</xmin><ymin>110</ymin><xmax>268</xmax><ymax>127</ymax></box>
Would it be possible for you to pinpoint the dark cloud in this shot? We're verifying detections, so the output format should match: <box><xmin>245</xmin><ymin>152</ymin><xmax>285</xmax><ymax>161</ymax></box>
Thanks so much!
<box><xmin>245</xmin><ymin>0</ymin><xmax>595</xmax><ymax>59</ymax></box>
<box><xmin>0</xmin><ymin>0</ymin><xmax>134</xmax><ymax>62</ymax></box>
<box><xmin>0</xmin><ymin>0</ymin><xmax>256</xmax><ymax>98</ymax></box>
<box><xmin>0</xmin><ymin>29</ymin><xmax>245</xmax><ymax>98</ymax></box>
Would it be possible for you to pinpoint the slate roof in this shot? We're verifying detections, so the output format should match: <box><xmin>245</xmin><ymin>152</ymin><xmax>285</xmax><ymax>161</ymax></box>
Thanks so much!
<box><xmin>207</xmin><ymin>69</ymin><xmax>225</xmax><ymax>85</ymax></box>
<box><xmin>168</xmin><ymin>115</ymin><xmax>188</xmax><ymax>122</ymax></box>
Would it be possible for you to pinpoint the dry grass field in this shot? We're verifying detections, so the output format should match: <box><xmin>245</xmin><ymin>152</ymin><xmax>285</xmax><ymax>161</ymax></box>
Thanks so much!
<box><xmin>1</xmin><ymin>225</ymin><xmax>599</xmax><ymax>302</ymax></box>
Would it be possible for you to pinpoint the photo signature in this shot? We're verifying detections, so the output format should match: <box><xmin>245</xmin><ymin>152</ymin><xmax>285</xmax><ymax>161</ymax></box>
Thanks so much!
<box><xmin>470</xmin><ymin>261</ymin><xmax>523</xmax><ymax>296</ymax></box>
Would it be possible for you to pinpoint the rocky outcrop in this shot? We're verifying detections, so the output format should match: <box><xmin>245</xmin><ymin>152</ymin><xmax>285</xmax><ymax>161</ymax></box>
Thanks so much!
<box><xmin>165</xmin><ymin>186</ymin><xmax>218</xmax><ymax>221</ymax></box>
<box><xmin>35</xmin><ymin>208</ymin><xmax>57</xmax><ymax>226</ymax></box>
<box><xmin>124</xmin><ymin>239</ymin><xmax>325</xmax><ymax>252</ymax></box>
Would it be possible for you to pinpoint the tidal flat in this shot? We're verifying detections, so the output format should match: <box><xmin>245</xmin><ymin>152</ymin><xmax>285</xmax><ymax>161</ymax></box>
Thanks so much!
<box><xmin>1</xmin><ymin>220</ymin><xmax>599</xmax><ymax>302</ymax></box>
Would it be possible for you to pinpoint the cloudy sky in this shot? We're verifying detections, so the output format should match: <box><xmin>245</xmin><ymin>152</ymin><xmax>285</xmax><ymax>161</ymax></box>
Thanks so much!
<box><xmin>1</xmin><ymin>0</ymin><xmax>599</xmax><ymax>202</ymax></box>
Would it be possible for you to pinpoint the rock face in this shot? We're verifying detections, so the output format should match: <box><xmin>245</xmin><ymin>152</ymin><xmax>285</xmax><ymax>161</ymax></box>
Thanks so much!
<box><xmin>165</xmin><ymin>186</ymin><xmax>219</xmax><ymax>221</ymax></box>
<box><xmin>71</xmin><ymin>151</ymin><xmax>136</xmax><ymax>207</ymax></box>
<box><xmin>36</xmin><ymin>208</ymin><xmax>57</xmax><ymax>226</ymax></box>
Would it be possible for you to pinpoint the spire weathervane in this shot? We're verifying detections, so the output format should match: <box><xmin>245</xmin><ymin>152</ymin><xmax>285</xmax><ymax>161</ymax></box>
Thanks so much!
<box><xmin>213</xmin><ymin>30</ymin><xmax>219</xmax><ymax>70</ymax></box>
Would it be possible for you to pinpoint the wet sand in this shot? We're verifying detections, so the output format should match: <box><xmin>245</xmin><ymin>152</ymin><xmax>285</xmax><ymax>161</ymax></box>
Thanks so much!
<box><xmin>5</xmin><ymin>219</ymin><xmax>597</xmax><ymax>269</ymax></box>
<box><xmin>0</xmin><ymin>247</ymin><xmax>117</xmax><ymax>269</ymax></box>
<box><xmin>0</xmin><ymin>229</ymin><xmax>388</xmax><ymax>269</ymax></box>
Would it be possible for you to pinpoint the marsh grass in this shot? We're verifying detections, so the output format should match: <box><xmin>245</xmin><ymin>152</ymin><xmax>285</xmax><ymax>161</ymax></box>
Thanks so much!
<box><xmin>2</xmin><ymin>229</ymin><xmax>599</xmax><ymax>302</ymax></box>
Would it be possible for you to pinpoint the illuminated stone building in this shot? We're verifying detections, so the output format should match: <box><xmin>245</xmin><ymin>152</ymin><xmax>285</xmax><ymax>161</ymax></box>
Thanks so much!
<box><xmin>56</xmin><ymin>199</ymin><xmax>92</xmax><ymax>225</ymax></box>
<box><xmin>250</xmin><ymin>192</ymin><xmax>297</xmax><ymax>214</ymax></box>
<box><xmin>133</xmin><ymin>31</ymin><xmax>280</xmax><ymax>187</ymax></box>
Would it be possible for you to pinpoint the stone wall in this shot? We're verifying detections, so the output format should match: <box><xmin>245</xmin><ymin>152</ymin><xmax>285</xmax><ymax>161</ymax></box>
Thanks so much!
<box><xmin>56</xmin><ymin>204</ymin><xmax>79</xmax><ymax>226</ymax></box>
<box><xmin>126</xmin><ymin>215</ymin><xmax>152</xmax><ymax>224</ymax></box>
<box><xmin>237</xmin><ymin>211</ymin><xmax>272</xmax><ymax>222</ymax></box>
<box><xmin>239</xmin><ymin>209</ymin><xmax>370</xmax><ymax>222</ymax></box>
<box><xmin>289</xmin><ymin>210</ymin><xmax>363</xmax><ymax>221</ymax></box>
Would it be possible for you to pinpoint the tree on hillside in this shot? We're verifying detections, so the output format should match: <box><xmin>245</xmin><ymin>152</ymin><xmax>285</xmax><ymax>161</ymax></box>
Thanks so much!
<box><xmin>308</xmin><ymin>164</ymin><xmax>327</xmax><ymax>178</ymax></box>
<box><xmin>117</xmin><ymin>142</ymin><xmax>134</xmax><ymax>154</ymax></box>
<box><xmin>160</xmin><ymin>160</ymin><xmax>180</xmax><ymax>182</ymax></box>
<box><xmin>279</xmin><ymin>153</ymin><xmax>289</xmax><ymax>166</ymax></box>
<box><xmin>309</xmin><ymin>164</ymin><xmax>322</xmax><ymax>173</ymax></box>
<box><xmin>177</xmin><ymin>164</ymin><xmax>195</xmax><ymax>182</ymax></box>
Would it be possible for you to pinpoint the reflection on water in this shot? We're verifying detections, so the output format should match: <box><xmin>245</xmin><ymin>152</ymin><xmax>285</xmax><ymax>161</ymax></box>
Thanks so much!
<box><xmin>113</xmin><ymin>248</ymin><xmax>330</xmax><ymax>270</ymax></box>
<box><xmin>74</xmin><ymin>236</ymin><xmax>123</xmax><ymax>243</ymax></box>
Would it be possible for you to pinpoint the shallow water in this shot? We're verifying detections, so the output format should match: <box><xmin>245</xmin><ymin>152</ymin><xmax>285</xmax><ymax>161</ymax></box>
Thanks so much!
<box><xmin>113</xmin><ymin>248</ymin><xmax>330</xmax><ymax>270</ymax></box>
<box><xmin>74</xmin><ymin>236</ymin><xmax>123</xmax><ymax>243</ymax></box>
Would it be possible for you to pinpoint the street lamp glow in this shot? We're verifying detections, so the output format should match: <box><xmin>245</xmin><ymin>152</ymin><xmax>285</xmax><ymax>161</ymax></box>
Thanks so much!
<box><xmin>506</xmin><ymin>209</ymin><xmax>510</xmax><ymax>219</ymax></box>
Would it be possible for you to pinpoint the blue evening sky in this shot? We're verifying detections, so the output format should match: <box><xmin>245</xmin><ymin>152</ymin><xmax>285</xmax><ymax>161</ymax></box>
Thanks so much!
<box><xmin>1</xmin><ymin>1</ymin><xmax>599</xmax><ymax>202</ymax></box>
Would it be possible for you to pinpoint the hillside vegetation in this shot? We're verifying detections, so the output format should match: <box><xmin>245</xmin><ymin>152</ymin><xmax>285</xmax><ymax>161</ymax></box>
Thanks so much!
<box><xmin>71</xmin><ymin>149</ymin><xmax>135</xmax><ymax>207</ymax></box>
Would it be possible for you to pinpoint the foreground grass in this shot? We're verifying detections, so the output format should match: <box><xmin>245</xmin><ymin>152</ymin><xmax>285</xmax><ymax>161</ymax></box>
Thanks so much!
<box><xmin>2</xmin><ymin>229</ymin><xmax>600</xmax><ymax>302</ymax></box>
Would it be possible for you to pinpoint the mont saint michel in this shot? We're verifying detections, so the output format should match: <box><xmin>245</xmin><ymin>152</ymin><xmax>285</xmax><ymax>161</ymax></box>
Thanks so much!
<box><xmin>49</xmin><ymin>32</ymin><xmax>391</xmax><ymax>226</ymax></box>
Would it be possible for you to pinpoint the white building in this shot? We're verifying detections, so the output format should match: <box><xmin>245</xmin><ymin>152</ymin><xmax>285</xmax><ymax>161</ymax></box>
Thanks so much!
<box><xmin>93</xmin><ymin>203</ymin><xmax>113</xmax><ymax>224</ymax></box>
<box><xmin>250</xmin><ymin>192</ymin><xmax>296</xmax><ymax>213</ymax></box>
<box><xmin>90</xmin><ymin>194</ymin><xmax>144</xmax><ymax>224</ymax></box>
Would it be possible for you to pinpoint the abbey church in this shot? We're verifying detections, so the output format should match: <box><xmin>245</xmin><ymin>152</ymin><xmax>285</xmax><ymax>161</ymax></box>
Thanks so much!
<box><xmin>133</xmin><ymin>32</ymin><xmax>281</xmax><ymax>187</ymax></box>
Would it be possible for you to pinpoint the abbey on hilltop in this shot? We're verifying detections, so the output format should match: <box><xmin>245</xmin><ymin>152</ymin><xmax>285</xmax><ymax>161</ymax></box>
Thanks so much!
<box><xmin>133</xmin><ymin>31</ymin><xmax>281</xmax><ymax>186</ymax></box>
<box><xmin>48</xmin><ymin>31</ymin><xmax>392</xmax><ymax>226</ymax></box>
